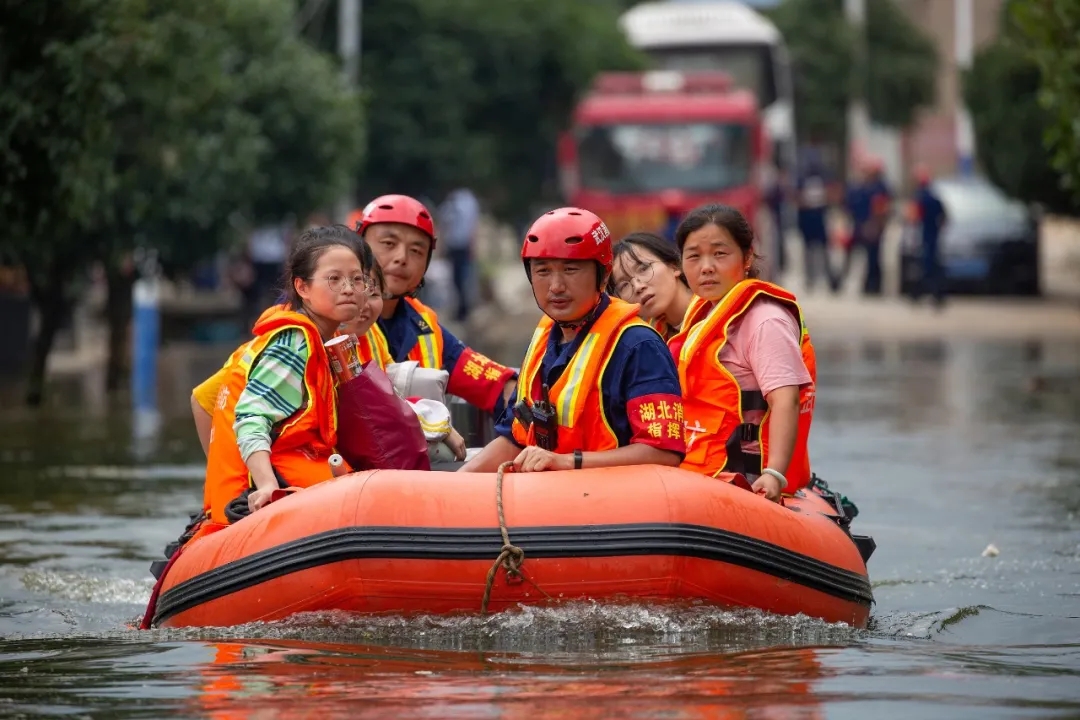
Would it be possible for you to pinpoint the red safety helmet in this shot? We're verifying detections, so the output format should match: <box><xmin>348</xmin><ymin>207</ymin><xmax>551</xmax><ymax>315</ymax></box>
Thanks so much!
<box><xmin>521</xmin><ymin>208</ymin><xmax>614</xmax><ymax>280</ymax></box>
<box><xmin>863</xmin><ymin>155</ymin><xmax>885</xmax><ymax>175</ymax></box>
<box><xmin>913</xmin><ymin>163</ymin><xmax>931</xmax><ymax>187</ymax></box>
<box><xmin>659</xmin><ymin>188</ymin><xmax>688</xmax><ymax>214</ymax></box>
<box><xmin>355</xmin><ymin>194</ymin><xmax>437</xmax><ymax>249</ymax></box>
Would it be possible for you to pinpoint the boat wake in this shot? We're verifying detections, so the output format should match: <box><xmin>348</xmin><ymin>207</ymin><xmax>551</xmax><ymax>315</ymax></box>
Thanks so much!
<box><xmin>134</xmin><ymin>602</ymin><xmax>863</xmax><ymax>657</ymax></box>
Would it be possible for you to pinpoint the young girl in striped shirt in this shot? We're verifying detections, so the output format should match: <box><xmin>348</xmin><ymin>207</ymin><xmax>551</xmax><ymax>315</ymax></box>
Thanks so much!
<box><xmin>195</xmin><ymin>225</ymin><xmax>370</xmax><ymax>522</ymax></box>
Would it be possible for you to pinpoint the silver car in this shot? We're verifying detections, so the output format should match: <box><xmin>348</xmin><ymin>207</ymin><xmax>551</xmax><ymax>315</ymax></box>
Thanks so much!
<box><xmin>900</xmin><ymin>177</ymin><xmax>1040</xmax><ymax>296</ymax></box>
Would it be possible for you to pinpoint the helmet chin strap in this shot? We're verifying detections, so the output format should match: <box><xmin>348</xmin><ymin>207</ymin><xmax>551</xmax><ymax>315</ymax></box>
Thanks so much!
<box><xmin>387</xmin><ymin>277</ymin><xmax>424</xmax><ymax>301</ymax></box>
<box><xmin>388</xmin><ymin>255</ymin><xmax>431</xmax><ymax>301</ymax></box>
<box><xmin>553</xmin><ymin>296</ymin><xmax>602</xmax><ymax>332</ymax></box>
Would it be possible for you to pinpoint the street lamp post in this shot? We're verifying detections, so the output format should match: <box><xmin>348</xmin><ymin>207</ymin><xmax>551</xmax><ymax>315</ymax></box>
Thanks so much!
<box><xmin>955</xmin><ymin>0</ymin><xmax>975</xmax><ymax>176</ymax></box>
<box><xmin>845</xmin><ymin>0</ymin><xmax>870</xmax><ymax>176</ymax></box>
<box><xmin>337</xmin><ymin>0</ymin><xmax>361</xmax><ymax>223</ymax></box>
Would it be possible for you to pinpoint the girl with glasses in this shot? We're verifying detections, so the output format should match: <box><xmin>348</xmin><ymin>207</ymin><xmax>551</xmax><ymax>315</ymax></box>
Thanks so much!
<box><xmin>607</xmin><ymin>232</ymin><xmax>694</xmax><ymax>342</ymax></box>
<box><xmin>199</xmin><ymin>225</ymin><xmax>371</xmax><ymax>525</ymax></box>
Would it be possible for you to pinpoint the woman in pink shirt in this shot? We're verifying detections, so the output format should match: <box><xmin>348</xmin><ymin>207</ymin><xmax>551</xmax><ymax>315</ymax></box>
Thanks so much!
<box><xmin>672</xmin><ymin>203</ymin><xmax>816</xmax><ymax>502</ymax></box>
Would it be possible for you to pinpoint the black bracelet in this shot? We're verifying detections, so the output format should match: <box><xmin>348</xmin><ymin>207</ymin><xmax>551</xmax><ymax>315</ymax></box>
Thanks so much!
<box><xmin>574</xmin><ymin>449</ymin><xmax>583</xmax><ymax>470</ymax></box>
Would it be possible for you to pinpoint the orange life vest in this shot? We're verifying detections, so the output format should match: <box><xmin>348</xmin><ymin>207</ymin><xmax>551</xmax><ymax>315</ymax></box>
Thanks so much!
<box><xmin>647</xmin><ymin>316</ymin><xmax>678</xmax><ymax>342</ymax></box>
<box><xmin>511</xmin><ymin>297</ymin><xmax>647</xmax><ymax>452</ymax></box>
<box><xmin>674</xmin><ymin>279</ymin><xmax>817</xmax><ymax>491</ymax></box>
<box><xmin>357</xmin><ymin>326</ymin><xmax>392</xmax><ymax>370</ymax></box>
<box><xmin>202</xmin><ymin>307</ymin><xmax>339</xmax><ymax>525</ymax></box>
<box><xmin>403</xmin><ymin>297</ymin><xmax>444</xmax><ymax>369</ymax></box>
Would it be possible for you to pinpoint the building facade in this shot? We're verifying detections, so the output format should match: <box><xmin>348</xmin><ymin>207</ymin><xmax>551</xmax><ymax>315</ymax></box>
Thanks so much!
<box><xmin>897</xmin><ymin>0</ymin><xmax>1004</xmax><ymax>181</ymax></box>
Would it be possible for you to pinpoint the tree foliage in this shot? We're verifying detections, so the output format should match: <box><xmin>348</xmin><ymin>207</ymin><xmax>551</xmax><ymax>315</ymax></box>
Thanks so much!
<box><xmin>767</xmin><ymin>0</ymin><xmax>853</xmax><ymax>145</ymax></box>
<box><xmin>863</xmin><ymin>0</ymin><xmax>938</xmax><ymax>128</ymax></box>
<box><xmin>1010</xmin><ymin>0</ymin><xmax>1080</xmax><ymax>202</ymax></box>
<box><xmin>964</xmin><ymin>8</ymin><xmax>1078</xmax><ymax>214</ymax></box>
<box><xmin>768</xmin><ymin>0</ymin><xmax>937</xmax><ymax>143</ymax></box>
<box><xmin>0</xmin><ymin>0</ymin><xmax>363</xmax><ymax>402</ymax></box>
<box><xmin>0</xmin><ymin>1</ymin><xmax>125</xmax><ymax>284</ymax></box>
<box><xmin>355</xmin><ymin>0</ymin><xmax>641</xmax><ymax>221</ymax></box>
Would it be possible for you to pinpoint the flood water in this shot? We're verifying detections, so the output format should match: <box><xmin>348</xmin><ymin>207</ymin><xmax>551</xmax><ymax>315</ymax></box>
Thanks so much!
<box><xmin>1</xmin><ymin>335</ymin><xmax>1079</xmax><ymax>718</ymax></box>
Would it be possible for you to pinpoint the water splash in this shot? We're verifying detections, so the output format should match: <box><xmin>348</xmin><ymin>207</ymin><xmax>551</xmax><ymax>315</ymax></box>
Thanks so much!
<box><xmin>128</xmin><ymin>602</ymin><xmax>863</xmax><ymax>658</ymax></box>
<box><xmin>20</xmin><ymin>570</ymin><xmax>154</xmax><ymax>605</ymax></box>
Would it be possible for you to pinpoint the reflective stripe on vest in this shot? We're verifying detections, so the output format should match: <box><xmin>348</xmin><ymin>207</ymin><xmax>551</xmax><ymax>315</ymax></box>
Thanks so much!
<box><xmin>358</xmin><ymin>326</ymin><xmax>392</xmax><ymax>370</ymax></box>
<box><xmin>511</xmin><ymin>297</ymin><xmax>645</xmax><ymax>452</ymax></box>
<box><xmin>647</xmin><ymin>316</ymin><xmax>676</xmax><ymax>342</ymax></box>
<box><xmin>404</xmin><ymin>297</ymin><xmax>444</xmax><ymax>369</ymax></box>
<box><xmin>676</xmin><ymin>279</ymin><xmax>816</xmax><ymax>490</ymax></box>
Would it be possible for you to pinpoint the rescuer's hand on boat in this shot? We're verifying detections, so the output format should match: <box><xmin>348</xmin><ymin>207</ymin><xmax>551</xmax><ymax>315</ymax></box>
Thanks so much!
<box><xmin>513</xmin><ymin>446</ymin><xmax>570</xmax><ymax>473</ymax></box>
<box><xmin>445</xmin><ymin>427</ymin><xmax>467</xmax><ymax>462</ymax></box>
<box><xmin>751</xmin><ymin>474</ymin><xmax>783</xmax><ymax>503</ymax></box>
<box><xmin>247</xmin><ymin>487</ymin><xmax>276</xmax><ymax>513</ymax></box>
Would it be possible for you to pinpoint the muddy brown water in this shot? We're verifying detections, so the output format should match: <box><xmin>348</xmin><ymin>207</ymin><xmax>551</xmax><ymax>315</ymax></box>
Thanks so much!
<box><xmin>1</xmin><ymin>335</ymin><xmax>1078</xmax><ymax>718</ymax></box>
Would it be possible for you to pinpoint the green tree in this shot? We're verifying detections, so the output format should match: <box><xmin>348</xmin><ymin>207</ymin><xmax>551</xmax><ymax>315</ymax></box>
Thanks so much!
<box><xmin>89</xmin><ymin>1</ymin><xmax>363</xmax><ymax>391</ymax></box>
<box><xmin>964</xmin><ymin>12</ymin><xmax>1077</xmax><ymax>214</ymax></box>
<box><xmin>0</xmin><ymin>0</ymin><xmax>134</xmax><ymax>404</ymax></box>
<box><xmin>768</xmin><ymin>0</ymin><xmax>937</xmax><ymax>148</ymax></box>
<box><xmin>0</xmin><ymin>0</ymin><xmax>363</xmax><ymax>403</ymax></box>
<box><xmin>864</xmin><ymin>0</ymin><xmax>938</xmax><ymax>128</ymax></box>
<box><xmin>351</xmin><ymin>0</ymin><xmax>640</xmax><ymax>221</ymax></box>
<box><xmin>1011</xmin><ymin>0</ymin><xmax>1080</xmax><ymax>201</ymax></box>
<box><xmin>767</xmin><ymin>0</ymin><xmax>853</xmax><ymax>146</ymax></box>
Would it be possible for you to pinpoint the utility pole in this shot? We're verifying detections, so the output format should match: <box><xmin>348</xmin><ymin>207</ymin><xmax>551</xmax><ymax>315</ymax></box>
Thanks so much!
<box><xmin>337</xmin><ymin>0</ymin><xmax>361</xmax><ymax>224</ymax></box>
<box><xmin>955</xmin><ymin>0</ymin><xmax>975</xmax><ymax>176</ymax></box>
<box><xmin>844</xmin><ymin>0</ymin><xmax>870</xmax><ymax>177</ymax></box>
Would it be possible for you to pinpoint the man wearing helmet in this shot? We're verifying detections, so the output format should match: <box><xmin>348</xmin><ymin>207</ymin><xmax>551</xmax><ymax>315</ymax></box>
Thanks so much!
<box><xmin>460</xmin><ymin>208</ymin><xmax>686</xmax><ymax>473</ymax></box>
<box><xmin>355</xmin><ymin>195</ymin><xmax>517</xmax><ymax>416</ymax></box>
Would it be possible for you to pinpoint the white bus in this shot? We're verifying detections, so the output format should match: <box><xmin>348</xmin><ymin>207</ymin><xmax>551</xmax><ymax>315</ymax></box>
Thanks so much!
<box><xmin>619</xmin><ymin>1</ymin><xmax>795</xmax><ymax>179</ymax></box>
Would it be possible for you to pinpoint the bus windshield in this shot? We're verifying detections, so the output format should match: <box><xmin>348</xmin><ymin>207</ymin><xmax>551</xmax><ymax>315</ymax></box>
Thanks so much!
<box><xmin>576</xmin><ymin>122</ymin><xmax>752</xmax><ymax>195</ymax></box>
<box><xmin>646</xmin><ymin>44</ymin><xmax>778</xmax><ymax>107</ymax></box>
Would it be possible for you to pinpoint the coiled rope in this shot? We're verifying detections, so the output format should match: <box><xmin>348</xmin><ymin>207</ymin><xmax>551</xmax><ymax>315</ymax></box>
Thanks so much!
<box><xmin>480</xmin><ymin>461</ymin><xmax>552</xmax><ymax>613</ymax></box>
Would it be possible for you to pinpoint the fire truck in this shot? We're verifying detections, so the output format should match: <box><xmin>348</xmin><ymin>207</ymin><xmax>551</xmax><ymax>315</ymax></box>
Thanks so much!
<box><xmin>557</xmin><ymin>70</ymin><xmax>772</xmax><ymax>272</ymax></box>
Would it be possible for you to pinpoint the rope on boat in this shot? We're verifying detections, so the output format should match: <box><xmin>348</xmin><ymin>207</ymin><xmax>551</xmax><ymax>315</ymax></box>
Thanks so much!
<box><xmin>480</xmin><ymin>461</ymin><xmax>552</xmax><ymax>614</ymax></box>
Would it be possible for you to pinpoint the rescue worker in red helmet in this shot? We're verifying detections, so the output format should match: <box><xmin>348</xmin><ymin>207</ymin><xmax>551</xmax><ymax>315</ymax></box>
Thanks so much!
<box><xmin>355</xmin><ymin>195</ymin><xmax>517</xmax><ymax>416</ymax></box>
<box><xmin>460</xmin><ymin>208</ymin><xmax>685</xmax><ymax>473</ymax></box>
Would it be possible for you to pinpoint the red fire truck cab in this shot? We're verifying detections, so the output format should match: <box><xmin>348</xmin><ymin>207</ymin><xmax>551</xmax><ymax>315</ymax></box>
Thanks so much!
<box><xmin>558</xmin><ymin>70</ymin><xmax>768</xmax><ymax>259</ymax></box>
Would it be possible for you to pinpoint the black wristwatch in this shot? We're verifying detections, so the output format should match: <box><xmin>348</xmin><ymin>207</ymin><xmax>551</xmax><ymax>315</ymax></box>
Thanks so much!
<box><xmin>573</xmin><ymin>449</ymin><xmax>583</xmax><ymax>470</ymax></box>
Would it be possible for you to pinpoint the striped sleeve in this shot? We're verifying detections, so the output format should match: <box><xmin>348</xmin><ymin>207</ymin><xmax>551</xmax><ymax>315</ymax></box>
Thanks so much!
<box><xmin>233</xmin><ymin>329</ymin><xmax>310</xmax><ymax>462</ymax></box>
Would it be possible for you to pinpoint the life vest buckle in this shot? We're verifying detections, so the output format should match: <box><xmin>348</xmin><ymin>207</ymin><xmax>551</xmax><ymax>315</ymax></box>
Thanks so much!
<box><xmin>738</xmin><ymin>423</ymin><xmax>760</xmax><ymax>442</ymax></box>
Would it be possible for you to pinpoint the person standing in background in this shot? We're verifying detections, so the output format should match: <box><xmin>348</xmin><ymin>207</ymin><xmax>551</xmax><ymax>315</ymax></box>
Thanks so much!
<box><xmin>836</xmin><ymin>159</ymin><xmax>871</xmax><ymax>294</ymax></box>
<box><xmin>764</xmin><ymin>166</ymin><xmax>788</xmax><ymax>276</ymax></box>
<box><xmin>246</xmin><ymin>219</ymin><xmax>291</xmax><ymax>310</ymax></box>
<box><xmin>437</xmin><ymin>188</ymin><xmax>480</xmax><ymax>323</ymax></box>
<box><xmin>859</xmin><ymin>158</ymin><xmax>892</xmax><ymax>296</ymax></box>
<box><xmin>909</xmin><ymin>164</ymin><xmax>948</xmax><ymax>308</ymax></box>
<box><xmin>795</xmin><ymin>150</ymin><xmax>833</xmax><ymax>293</ymax></box>
<box><xmin>837</xmin><ymin>157</ymin><xmax>892</xmax><ymax>296</ymax></box>
<box><xmin>659</xmin><ymin>189</ymin><xmax>687</xmax><ymax>245</ymax></box>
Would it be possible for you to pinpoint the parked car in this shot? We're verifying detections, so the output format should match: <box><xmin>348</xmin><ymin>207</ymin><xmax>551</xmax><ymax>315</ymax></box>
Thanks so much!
<box><xmin>899</xmin><ymin>177</ymin><xmax>1040</xmax><ymax>296</ymax></box>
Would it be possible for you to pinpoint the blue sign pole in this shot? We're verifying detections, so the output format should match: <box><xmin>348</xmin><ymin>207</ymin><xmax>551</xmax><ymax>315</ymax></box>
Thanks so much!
<box><xmin>131</xmin><ymin>250</ymin><xmax>161</xmax><ymax>456</ymax></box>
<box><xmin>131</xmin><ymin>276</ymin><xmax>159</xmax><ymax>413</ymax></box>
<box><xmin>955</xmin><ymin>0</ymin><xmax>975</xmax><ymax>177</ymax></box>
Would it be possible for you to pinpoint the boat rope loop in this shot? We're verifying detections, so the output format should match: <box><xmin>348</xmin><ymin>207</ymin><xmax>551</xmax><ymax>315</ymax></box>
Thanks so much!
<box><xmin>480</xmin><ymin>461</ymin><xmax>552</xmax><ymax>614</ymax></box>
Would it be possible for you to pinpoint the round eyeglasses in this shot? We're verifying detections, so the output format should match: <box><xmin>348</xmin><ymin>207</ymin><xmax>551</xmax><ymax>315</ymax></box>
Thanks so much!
<box><xmin>613</xmin><ymin>261</ymin><xmax>657</xmax><ymax>301</ymax></box>
<box><xmin>324</xmin><ymin>274</ymin><xmax>378</xmax><ymax>296</ymax></box>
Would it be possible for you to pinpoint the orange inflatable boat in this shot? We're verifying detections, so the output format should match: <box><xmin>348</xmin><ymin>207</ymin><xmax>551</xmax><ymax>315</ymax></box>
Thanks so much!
<box><xmin>146</xmin><ymin>466</ymin><xmax>875</xmax><ymax>629</ymax></box>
